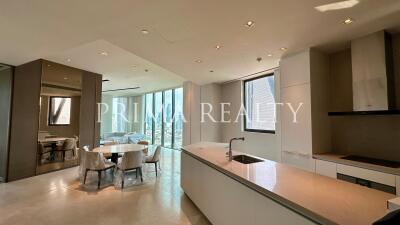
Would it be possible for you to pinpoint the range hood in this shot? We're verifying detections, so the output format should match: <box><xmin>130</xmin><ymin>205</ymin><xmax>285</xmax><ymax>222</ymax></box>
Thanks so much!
<box><xmin>351</xmin><ymin>31</ymin><xmax>395</xmax><ymax>111</ymax></box>
<box><xmin>329</xmin><ymin>31</ymin><xmax>399</xmax><ymax>116</ymax></box>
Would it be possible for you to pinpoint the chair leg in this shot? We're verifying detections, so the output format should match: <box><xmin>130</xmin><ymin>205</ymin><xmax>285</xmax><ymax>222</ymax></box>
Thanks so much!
<box><xmin>62</xmin><ymin>151</ymin><xmax>65</xmax><ymax>162</ymax></box>
<box><xmin>139</xmin><ymin>167</ymin><xmax>143</xmax><ymax>182</ymax></box>
<box><xmin>155</xmin><ymin>162</ymin><xmax>158</xmax><ymax>177</ymax></box>
<box><xmin>83</xmin><ymin>169</ymin><xmax>88</xmax><ymax>184</ymax></box>
<box><xmin>135</xmin><ymin>169</ymin><xmax>138</xmax><ymax>179</ymax></box>
<box><xmin>97</xmin><ymin>171</ymin><xmax>101</xmax><ymax>189</ymax></box>
<box><xmin>121</xmin><ymin>171</ymin><xmax>125</xmax><ymax>189</ymax></box>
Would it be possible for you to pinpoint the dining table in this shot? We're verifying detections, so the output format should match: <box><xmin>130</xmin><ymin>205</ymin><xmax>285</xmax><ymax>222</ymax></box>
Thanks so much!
<box><xmin>93</xmin><ymin>144</ymin><xmax>153</xmax><ymax>164</ymax></box>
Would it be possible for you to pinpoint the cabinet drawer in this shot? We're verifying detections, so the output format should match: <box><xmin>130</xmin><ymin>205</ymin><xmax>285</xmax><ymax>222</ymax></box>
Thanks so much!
<box><xmin>337</xmin><ymin>164</ymin><xmax>396</xmax><ymax>187</ymax></box>
<box><xmin>315</xmin><ymin>160</ymin><xmax>337</xmax><ymax>178</ymax></box>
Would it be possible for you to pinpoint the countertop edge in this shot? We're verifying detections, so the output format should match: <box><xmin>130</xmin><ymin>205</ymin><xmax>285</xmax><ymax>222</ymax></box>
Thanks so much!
<box><xmin>313</xmin><ymin>154</ymin><xmax>400</xmax><ymax>176</ymax></box>
<box><xmin>181</xmin><ymin>148</ymin><xmax>337</xmax><ymax>225</ymax></box>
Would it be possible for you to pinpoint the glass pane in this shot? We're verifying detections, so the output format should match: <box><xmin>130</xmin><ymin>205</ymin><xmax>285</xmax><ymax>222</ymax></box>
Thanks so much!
<box><xmin>245</xmin><ymin>75</ymin><xmax>275</xmax><ymax>131</ymax></box>
<box><xmin>173</xmin><ymin>88</ymin><xmax>183</xmax><ymax>149</ymax></box>
<box><xmin>49</xmin><ymin>97</ymin><xmax>71</xmax><ymax>125</ymax></box>
<box><xmin>154</xmin><ymin>92</ymin><xmax>163</xmax><ymax>145</ymax></box>
<box><xmin>145</xmin><ymin>93</ymin><xmax>153</xmax><ymax>143</ymax></box>
<box><xmin>163</xmin><ymin>90</ymin><xmax>173</xmax><ymax>148</ymax></box>
<box><xmin>112</xmin><ymin>97</ymin><xmax>128</xmax><ymax>132</ymax></box>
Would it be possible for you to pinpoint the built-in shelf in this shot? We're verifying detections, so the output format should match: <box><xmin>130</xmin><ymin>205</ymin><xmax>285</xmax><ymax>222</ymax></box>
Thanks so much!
<box><xmin>328</xmin><ymin>110</ymin><xmax>400</xmax><ymax>116</ymax></box>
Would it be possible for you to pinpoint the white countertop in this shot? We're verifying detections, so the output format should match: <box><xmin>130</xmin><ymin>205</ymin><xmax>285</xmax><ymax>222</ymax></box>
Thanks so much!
<box><xmin>182</xmin><ymin>142</ymin><xmax>395</xmax><ymax>225</ymax></box>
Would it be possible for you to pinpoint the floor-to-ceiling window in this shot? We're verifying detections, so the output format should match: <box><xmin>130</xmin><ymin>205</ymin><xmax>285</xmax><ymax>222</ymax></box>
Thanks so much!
<box><xmin>173</xmin><ymin>88</ymin><xmax>183</xmax><ymax>149</ymax></box>
<box><xmin>144</xmin><ymin>93</ymin><xmax>153</xmax><ymax>143</ymax></box>
<box><xmin>154</xmin><ymin>92</ymin><xmax>163</xmax><ymax>145</ymax></box>
<box><xmin>163</xmin><ymin>90</ymin><xmax>173</xmax><ymax>148</ymax></box>
<box><xmin>144</xmin><ymin>87</ymin><xmax>183</xmax><ymax>149</ymax></box>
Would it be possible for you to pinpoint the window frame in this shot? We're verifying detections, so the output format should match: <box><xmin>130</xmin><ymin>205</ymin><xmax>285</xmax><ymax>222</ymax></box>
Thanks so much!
<box><xmin>243</xmin><ymin>73</ymin><xmax>276</xmax><ymax>134</ymax></box>
<box><xmin>48</xmin><ymin>96</ymin><xmax>72</xmax><ymax>126</ymax></box>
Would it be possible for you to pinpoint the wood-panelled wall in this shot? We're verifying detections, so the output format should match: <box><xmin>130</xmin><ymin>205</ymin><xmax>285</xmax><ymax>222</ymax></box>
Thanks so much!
<box><xmin>8</xmin><ymin>60</ymin><xmax>42</xmax><ymax>181</ymax></box>
<box><xmin>0</xmin><ymin>65</ymin><xmax>13</xmax><ymax>182</ymax></box>
<box><xmin>79</xmin><ymin>71</ymin><xmax>102</xmax><ymax>150</ymax></box>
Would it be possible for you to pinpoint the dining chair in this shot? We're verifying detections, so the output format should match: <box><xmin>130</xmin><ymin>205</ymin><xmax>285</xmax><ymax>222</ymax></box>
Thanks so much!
<box><xmin>145</xmin><ymin>146</ymin><xmax>161</xmax><ymax>177</ymax></box>
<box><xmin>37</xmin><ymin>143</ymin><xmax>53</xmax><ymax>165</ymax></box>
<box><xmin>61</xmin><ymin>138</ymin><xmax>77</xmax><ymax>161</ymax></box>
<box><xmin>137</xmin><ymin>140</ymin><xmax>149</xmax><ymax>154</ymax></box>
<box><xmin>83</xmin><ymin>151</ymin><xmax>115</xmax><ymax>189</ymax></box>
<box><xmin>117</xmin><ymin>150</ymin><xmax>143</xmax><ymax>189</ymax></box>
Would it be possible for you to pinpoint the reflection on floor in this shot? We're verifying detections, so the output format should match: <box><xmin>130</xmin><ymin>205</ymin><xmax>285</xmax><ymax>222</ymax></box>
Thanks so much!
<box><xmin>36</xmin><ymin>151</ymin><xmax>78</xmax><ymax>175</ymax></box>
<box><xmin>0</xmin><ymin>148</ymin><xmax>210</xmax><ymax>225</ymax></box>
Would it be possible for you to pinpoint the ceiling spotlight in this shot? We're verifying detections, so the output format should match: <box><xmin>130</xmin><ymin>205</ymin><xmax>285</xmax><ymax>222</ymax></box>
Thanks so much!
<box><xmin>257</xmin><ymin>57</ymin><xmax>263</xmax><ymax>62</ymax></box>
<box><xmin>195</xmin><ymin>59</ymin><xmax>203</xmax><ymax>63</ymax></box>
<box><xmin>215</xmin><ymin>45</ymin><xmax>222</xmax><ymax>50</ymax></box>
<box><xmin>209</xmin><ymin>70</ymin><xmax>214</xmax><ymax>73</ymax></box>
<box><xmin>245</xmin><ymin>21</ymin><xmax>255</xmax><ymax>28</ymax></box>
<box><xmin>144</xmin><ymin>69</ymin><xmax>149</xmax><ymax>72</ymax></box>
<box><xmin>141</xmin><ymin>29</ymin><xmax>149</xmax><ymax>34</ymax></box>
<box><xmin>99</xmin><ymin>51</ymin><xmax>109</xmax><ymax>56</ymax></box>
<box><xmin>315</xmin><ymin>0</ymin><xmax>359</xmax><ymax>12</ymax></box>
<box><xmin>343</xmin><ymin>18</ymin><xmax>354</xmax><ymax>24</ymax></box>
<box><xmin>66</xmin><ymin>58</ymin><xmax>71</xmax><ymax>62</ymax></box>
<box><xmin>280</xmin><ymin>47</ymin><xmax>288</xmax><ymax>51</ymax></box>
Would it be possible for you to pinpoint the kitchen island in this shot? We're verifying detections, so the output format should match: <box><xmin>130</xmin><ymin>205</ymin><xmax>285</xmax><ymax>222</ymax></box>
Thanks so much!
<box><xmin>181</xmin><ymin>142</ymin><xmax>395</xmax><ymax>225</ymax></box>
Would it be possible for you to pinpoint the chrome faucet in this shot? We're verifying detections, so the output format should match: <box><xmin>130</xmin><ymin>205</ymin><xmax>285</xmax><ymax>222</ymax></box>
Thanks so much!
<box><xmin>227</xmin><ymin>137</ymin><xmax>245</xmax><ymax>161</ymax></box>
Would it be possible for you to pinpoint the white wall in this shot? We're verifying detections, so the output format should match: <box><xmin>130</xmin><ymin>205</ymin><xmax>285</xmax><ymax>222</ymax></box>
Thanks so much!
<box><xmin>200</xmin><ymin>83</ymin><xmax>222</xmax><ymax>142</ymax></box>
<box><xmin>183</xmin><ymin>82</ymin><xmax>223</xmax><ymax>145</ymax></box>
<box><xmin>220</xmin><ymin>70</ymin><xmax>281</xmax><ymax>162</ymax></box>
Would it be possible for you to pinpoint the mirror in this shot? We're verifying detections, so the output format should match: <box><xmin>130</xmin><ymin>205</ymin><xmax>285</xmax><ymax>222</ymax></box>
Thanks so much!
<box><xmin>36</xmin><ymin>60</ymin><xmax>82</xmax><ymax>175</ymax></box>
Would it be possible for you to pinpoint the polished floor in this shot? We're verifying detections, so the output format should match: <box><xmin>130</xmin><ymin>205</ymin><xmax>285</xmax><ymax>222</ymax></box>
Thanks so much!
<box><xmin>0</xmin><ymin>148</ymin><xmax>211</xmax><ymax>225</ymax></box>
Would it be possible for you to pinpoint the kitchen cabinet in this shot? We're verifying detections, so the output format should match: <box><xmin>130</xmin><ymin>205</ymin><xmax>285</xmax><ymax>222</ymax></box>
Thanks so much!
<box><xmin>280</xmin><ymin>50</ymin><xmax>311</xmax><ymax>88</ymax></box>
<box><xmin>337</xmin><ymin>164</ymin><xmax>396</xmax><ymax>187</ymax></box>
<box><xmin>280</xmin><ymin>49</ymin><xmax>330</xmax><ymax>172</ymax></box>
<box><xmin>315</xmin><ymin>160</ymin><xmax>337</xmax><ymax>178</ymax></box>
<box><xmin>181</xmin><ymin>152</ymin><xmax>317</xmax><ymax>225</ymax></box>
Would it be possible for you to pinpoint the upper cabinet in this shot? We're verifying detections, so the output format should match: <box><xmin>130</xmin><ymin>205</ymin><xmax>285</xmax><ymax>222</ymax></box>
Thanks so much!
<box><xmin>280</xmin><ymin>50</ymin><xmax>311</xmax><ymax>88</ymax></box>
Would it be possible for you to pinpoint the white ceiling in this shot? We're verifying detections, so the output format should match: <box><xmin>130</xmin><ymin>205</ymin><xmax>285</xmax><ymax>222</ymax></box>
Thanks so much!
<box><xmin>1</xmin><ymin>0</ymin><xmax>400</xmax><ymax>92</ymax></box>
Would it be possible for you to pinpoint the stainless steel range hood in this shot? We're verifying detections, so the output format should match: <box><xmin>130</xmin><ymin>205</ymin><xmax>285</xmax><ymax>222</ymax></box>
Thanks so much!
<box><xmin>351</xmin><ymin>31</ymin><xmax>395</xmax><ymax>111</ymax></box>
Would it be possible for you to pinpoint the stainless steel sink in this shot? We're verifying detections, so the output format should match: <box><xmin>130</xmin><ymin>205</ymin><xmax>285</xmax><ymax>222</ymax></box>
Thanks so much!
<box><xmin>232</xmin><ymin>155</ymin><xmax>264</xmax><ymax>164</ymax></box>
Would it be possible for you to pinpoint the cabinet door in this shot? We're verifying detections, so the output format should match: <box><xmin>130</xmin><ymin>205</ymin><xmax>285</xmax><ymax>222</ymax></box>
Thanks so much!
<box><xmin>337</xmin><ymin>164</ymin><xmax>396</xmax><ymax>187</ymax></box>
<box><xmin>396</xmin><ymin>176</ymin><xmax>399</xmax><ymax>196</ymax></box>
<box><xmin>280</xmin><ymin>50</ymin><xmax>311</xmax><ymax>88</ymax></box>
<box><xmin>281</xmin><ymin>83</ymin><xmax>313</xmax><ymax>171</ymax></box>
<box><xmin>281</xmin><ymin>151</ymin><xmax>315</xmax><ymax>172</ymax></box>
<box><xmin>315</xmin><ymin>160</ymin><xmax>337</xmax><ymax>178</ymax></box>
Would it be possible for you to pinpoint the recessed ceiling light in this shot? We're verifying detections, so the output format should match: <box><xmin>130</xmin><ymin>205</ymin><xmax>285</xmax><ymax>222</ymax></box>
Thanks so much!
<box><xmin>195</xmin><ymin>59</ymin><xmax>203</xmax><ymax>63</ymax></box>
<box><xmin>267</xmin><ymin>53</ymin><xmax>273</xmax><ymax>57</ymax></box>
<box><xmin>315</xmin><ymin>0</ymin><xmax>359</xmax><ymax>12</ymax></box>
<box><xmin>280</xmin><ymin>47</ymin><xmax>288</xmax><ymax>51</ymax></box>
<box><xmin>343</xmin><ymin>18</ymin><xmax>354</xmax><ymax>24</ymax></box>
<box><xmin>63</xmin><ymin>77</ymin><xmax>68</xmax><ymax>80</ymax></box>
<box><xmin>215</xmin><ymin>45</ymin><xmax>222</xmax><ymax>50</ymax></box>
<box><xmin>66</xmin><ymin>58</ymin><xmax>71</xmax><ymax>62</ymax></box>
<box><xmin>99</xmin><ymin>51</ymin><xmax>108</xmax><ymax>56</ymax></box>
<box><xmin>141</xmin><ymin>29</ymin><xmax>149</xmax><ymax>34</ymax></box>
<box><xmin>245</xmin><ymin>21</ymin><xmax>255</xmax><ymax>28</ymax></box>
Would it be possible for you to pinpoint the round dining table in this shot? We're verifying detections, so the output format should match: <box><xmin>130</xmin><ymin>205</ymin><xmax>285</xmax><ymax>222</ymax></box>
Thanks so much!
<box><xmin>93</xmin><ymin>144</ymin><xmax>150</xmax><ymax>164</ymax></box>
